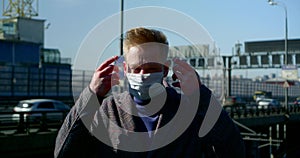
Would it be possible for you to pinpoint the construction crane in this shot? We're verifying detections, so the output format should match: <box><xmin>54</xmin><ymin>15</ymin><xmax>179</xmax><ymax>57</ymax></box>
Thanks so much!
<box><xmin>2</xmin><ymin>0</ymin><xmax>38</xmax><ymax>18</ymax></box>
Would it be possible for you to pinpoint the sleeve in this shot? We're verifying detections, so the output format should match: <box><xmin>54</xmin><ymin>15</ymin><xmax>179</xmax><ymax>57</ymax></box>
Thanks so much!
<box><xmin>199</xmin><ymin>85</ymin><xmax>246</xmax><ymax>158</ymax></box>
<box><xmin>54</xmin><ymin>86</ymin><xmax>104</xmax><ymax>158</ymax></box>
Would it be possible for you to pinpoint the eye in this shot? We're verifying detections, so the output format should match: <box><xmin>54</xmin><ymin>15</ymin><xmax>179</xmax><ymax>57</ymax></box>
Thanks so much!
<box><xmin>133</xmin><ymin>67</ymin><xmax>142</xmax><ymax>73</ymax></box>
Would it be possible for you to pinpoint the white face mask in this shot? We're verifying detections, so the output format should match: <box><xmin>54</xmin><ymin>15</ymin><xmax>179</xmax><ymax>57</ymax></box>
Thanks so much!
<box><xmin>126</xmin><ymin>72</ymin><xmax>164</xmax><ymax>100</ymax></box>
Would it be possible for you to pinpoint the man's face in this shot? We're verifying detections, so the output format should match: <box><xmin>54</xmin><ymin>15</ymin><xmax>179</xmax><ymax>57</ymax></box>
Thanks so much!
<box><xmin>124</xmin><ymin>43</ymin><xmax>168</xmax><ymax>74</ymax></box>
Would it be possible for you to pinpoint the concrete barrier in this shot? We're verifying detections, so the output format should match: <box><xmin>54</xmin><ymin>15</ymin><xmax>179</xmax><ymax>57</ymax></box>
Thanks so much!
<box><xmin>0</xmin><ymin>132</ymin><xmax>57</xmax><ymax>158</ymax></box>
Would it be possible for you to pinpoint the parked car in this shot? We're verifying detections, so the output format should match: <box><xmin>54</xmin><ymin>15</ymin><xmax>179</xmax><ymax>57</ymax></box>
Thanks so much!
<box><xmin>253</xmin><ymin>90</ymin><xmax>272</xmax><ymax>102</ymax></box>
<box><xmin>12</xmin><ymin>99</ymin><xmax>71</xmax><ymax>123</ymax></box>
<box><xmin>223</xmin><ymin>96</ymin><xmax>246</xmax><ymax>109</ymax></box>
<box><xmin>293</xmin><ymin>97</ymin><xmax>300</xmax><ymax>106</ymax></box>
<box><xmin>257</xmin><ymin>98</ymin><xmax>281</xmax><ymax>110</ymax></box>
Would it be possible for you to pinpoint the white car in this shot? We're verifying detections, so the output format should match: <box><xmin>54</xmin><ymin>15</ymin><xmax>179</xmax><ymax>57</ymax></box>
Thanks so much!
<box><xmin>12</xmin><ymin>99</ymin><xmax>71</xmax><ymax>123</ymax></box>
<box><xmin>257</xmin><ymin>99</ymin><xmax>281</xmax><ymax>110</ymax></box>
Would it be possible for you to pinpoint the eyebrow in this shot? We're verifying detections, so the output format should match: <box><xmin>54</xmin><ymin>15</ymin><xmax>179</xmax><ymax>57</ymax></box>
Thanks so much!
<box><xmin>127</xmin><ymin>62</ymin><xmax>163</xmax><ymax>70</ymax></box>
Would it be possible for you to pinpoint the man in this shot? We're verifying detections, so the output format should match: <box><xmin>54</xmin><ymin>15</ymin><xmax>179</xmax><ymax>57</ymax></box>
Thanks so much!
<box><xmin>55</xmin><ymin>27</ymin><xmax>245</xmax><ymax>157</ymax></box>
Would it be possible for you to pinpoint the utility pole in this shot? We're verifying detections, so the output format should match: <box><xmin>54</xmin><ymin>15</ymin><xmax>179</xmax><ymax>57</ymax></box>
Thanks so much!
<box><xmin>120</xmin><ymin>0</ymin><xmax>124</xmax><ymax>56</ymax></box>
<box><xmin>268</xmin><ymin>0</ymin><xmax>289</xmax><ymax>112</ymax></box>
<box><xmin>223</xmin><ymin>56</ymin><xmax>232</xmax><ymax>97</ymax></box>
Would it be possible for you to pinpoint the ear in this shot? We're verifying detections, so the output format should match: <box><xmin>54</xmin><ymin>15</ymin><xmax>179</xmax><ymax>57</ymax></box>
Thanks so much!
<box><xmin>163</xmin><ymin>60</ymin><xmax>170</xmax><ymax>77</ymax></box>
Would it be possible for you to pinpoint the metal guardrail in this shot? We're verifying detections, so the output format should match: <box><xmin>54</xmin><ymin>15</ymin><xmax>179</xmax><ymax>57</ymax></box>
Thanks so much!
<box><xmin>1</xmin><ymin>106</ymin><xmax>300</xmax><ymax>134</ymax></box>
<box><xmin>225</xmin><ymin>104</ymin><xmax>300</xmax><ymax>119</ymax></box>
<box><xmin>0</xmin><ymin>110</ymin><xmax>69</xmax><ymax>134</ymax></box>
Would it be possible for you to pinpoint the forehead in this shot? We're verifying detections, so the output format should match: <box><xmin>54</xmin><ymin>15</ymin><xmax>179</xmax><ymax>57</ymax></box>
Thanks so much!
<box><xmin>125</xmin><ymin>43</ymin><xmax>167</xmax><ymax>67</ymax></box>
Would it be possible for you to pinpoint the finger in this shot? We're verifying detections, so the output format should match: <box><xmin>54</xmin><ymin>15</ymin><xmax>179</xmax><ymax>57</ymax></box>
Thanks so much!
<box><xmin>97</xmin><ymin>65</ymin><xmax>114</xmax><ymax>77</ymax></box>
<box><xmin>173</xmin><ymin>58</ymin><xmax>194</xmax><ymax>72</ymax></box>
<box><xmin>111</xmin><ymin>72</ymin><xmax>120</xmax><ymax>86</ymax></box>
<box><xmin>113</xmin><ymin>64</ymin><xmax>120</xmax><ymax>73</ymax></box>
<box><xmin>111</xmin><ymin>79</ymin><xmax>120</xmax><ymax>86</ymax></box>
<box><xmin>102</xmin><ymin>75</ymin><xmax>120</xmax><ymax>87</ymax></box>
<box><xmin>111</xmin><ymin>73</ymin><xmax>120</xmax><ymax>81</ymax></box>
<box><xmin>103</xmin><ymin>73</ymin><xmax>120</xmax><ymax>83</ymax></box>
<box><xmin>102</xmin><ymin>78</ymin><xmax>119</xmax><ymax>86</ymax></box>
<box><xmin>173</xmin><ymin>70</ymin><xmax>184</xmax><ymax>82</ymax></box>
<box><xmin>105</xmin><ymin>65</ymin><xmax>120</xmax><ymax>74</ymax></box>
<box><xmin>173</xmin><ymin>63</ymin><xmax>188</xmax><ymax>77</ymax></box>
<box><xmin>98</xmin><ymin>65</ymin><xmax>118</xmax><ymax>78</ymax></box>
<box><xmin>173</xmin><ymin>64</ymin><xmax>185</xmax><ymax>80</ymax></box>
<box><xmin>173</xmin><ymin>64</ymin><xmax>185</xmax><ymax>74</ymax></box>
<box><xmin>173</xmin><ymin>59</ymin><xmax>198</xmax><ymax>81</ymax></box>
<box><xmin>96</xmin><ymin>56</ymin><xmax>119</xmax><ymax>71</ymax></box>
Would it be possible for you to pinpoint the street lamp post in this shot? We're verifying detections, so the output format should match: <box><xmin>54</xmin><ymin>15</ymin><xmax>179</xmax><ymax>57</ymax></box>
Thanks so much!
<box><xmin>268</xmin><ymin>0</ymin><xmax>289</xmax><ymax>112</ymax></box>
<box><xmin>268</xmin><ymin>0</ymin><xmax>288</xmax><ymax>64</ymax></box>
<box><xmin>268</xmin><ymin>1</ymin><xmax>289</xmax><ymax>156</ymax></box>
<box><xmin>120</xmin><ymin>0</ymin><xmax>124</xmax><ymax>56</ymax></box>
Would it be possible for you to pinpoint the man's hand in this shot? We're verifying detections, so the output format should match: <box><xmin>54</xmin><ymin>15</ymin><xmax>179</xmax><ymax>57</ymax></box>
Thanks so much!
<box><xmin>172</xmin><ymin>58</ymin><xmax>201</xmax><ymax>95</ymax></box>
<box><xmin>89</xmin><ymin>56</ymin><xmax>120</xmax><ymax>97</ymax></box>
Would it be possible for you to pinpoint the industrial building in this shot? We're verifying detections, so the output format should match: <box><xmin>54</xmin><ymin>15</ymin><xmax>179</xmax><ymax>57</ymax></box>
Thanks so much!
<box><xmin>0</xmin><ymin>1</ymin><xmax>72</xmax><ymax>103</ymax></box>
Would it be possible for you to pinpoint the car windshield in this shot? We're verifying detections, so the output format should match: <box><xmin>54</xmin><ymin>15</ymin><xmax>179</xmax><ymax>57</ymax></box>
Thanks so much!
<box><xmin>262</xmin><ymin>100</ymin><xmax>271</xmax><ymax>103</ymax></box>
<box><xmin>17</xmin><ymin>102</ymin><xmax>34</xmax><ymax>108</ymax></box>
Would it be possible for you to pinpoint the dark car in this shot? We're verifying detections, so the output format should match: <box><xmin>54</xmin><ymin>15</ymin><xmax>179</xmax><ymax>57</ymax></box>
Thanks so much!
<box><xmin>223</xmin><ymin>96</ymin><xmax>246</xmax><ymax>108</ymax></box>
<box><xmin>294</xmin><ymin>97</ymin><xmax>300</xmax><ymax>106</ymax></box>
